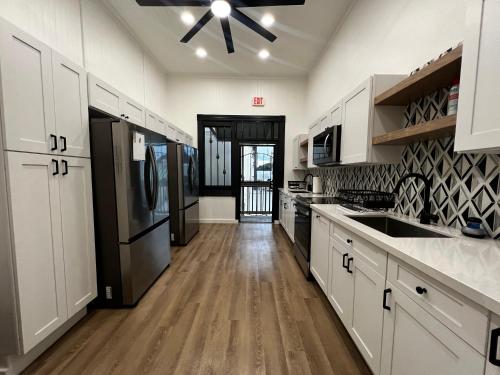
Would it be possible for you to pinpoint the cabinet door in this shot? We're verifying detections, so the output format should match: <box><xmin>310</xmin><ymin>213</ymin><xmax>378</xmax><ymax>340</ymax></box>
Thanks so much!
<box><xmin>310</xmin><ymin>213</ymin><xmax>330</xmax><ymax>293</ymax></box>
<box><xmin>487</xmin><ymin>314</ymin><xmax>500</xmax><ymax>375</ymax></box>
<box><xmin>318</xmin><ymin>113</ymin><xmax>329</xmax><ymax>132</ymax></box>
<box><xmin>175</xmin><ymin>129</ymin><xmax>185</xmax><ymax>143</ymax></box>
<box><xmin>0</xmin><ymin>22</ymin><xmax>56</xmax><ymax>154</ymax></box>
<box><xmin>52</xmin><ymin>52</ymin><xmax>90</xmax><ymax>158</ymax></box>
<box><xmin>120</xmin><ymin>96</ymin><xmax>145</xmax><ymax>126</ymax></box>
<box><xmin>158</xmin><ymin>117</ymin><xmax>167</xmax><ymax>137</ymax></box>
<box><xmin>292</xmin><ymin>136</ymin><xmax>299</xmax><ymax>169</ymax></box>
<box><xmin>349</xmin><ymin>256</ymin><xmax>385</xmax><ymax>374</ymax></box>
<box><xmin>59</xmin><ymin>158</ymin><xmax>97</xmax><ymax>318</ymax></box>
<box><xmin>289</xmin><ymin>201</ymin><xmax>296</xmax><ymax>241</ymax></box>
<box><xmin>328</xmin><ymin>237</ymin><xmax>354</xmax><ymax>327</ymax></box>
<box><xmin>6</xmin><ymin>152</ymin><xmax>67</xmax><ymax>353</ymax></box>
<box><xmin>166</xmin><ymin>123</ymin><xmax>177</xmax><ymax>141</ymax></box>
<box><xmin>330</xmin><ymin>102</ymin><xmax>342</xmax><ymax>126</ymax></box>
<box><xmin>455</xmin><ymin>0</ymin><xmax>500</xmax><ymax>153</ymax></box>
<box><xmin>341</xmin><ymin>79</ymin><xmax>372</xmax><ymax>164</ymax></box>
<box><xmin>88</xmin><ymin>74</ymin><xmax>121</xmax><ymax>117</ymax></box>
<box><xmin>307</xmin><ymin>122</ymin><xmax>320</xmax><ymax>168</ymax></box>
<box><xmin>380</xmin><ymin>282</ymin><xmax>485</xmax><ymax>375</ymax></box>
<box><xmin>146</xmin><ymin>111</ymin><xmax>162</xmax><ymax>134</ymax></box>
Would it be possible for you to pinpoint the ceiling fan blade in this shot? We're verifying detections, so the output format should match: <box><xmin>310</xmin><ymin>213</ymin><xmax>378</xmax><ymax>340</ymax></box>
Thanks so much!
<box><xmin>231</xmin><ymin>8</ymin><xmax>277</xmax><ymax>42</ymax></box>
<box><xmin>220</xmin><ymin>18</ymin><xmax>235</xmax><ymax>54</ymax></box>
<box><xmin>180</xmin><ymin>10</ymin><xmax>214</xmax><ymax>43</ymax></box>
<box><xmin>229</xmin><ymin>0</ymin><xmax>305</xmax><ymax>6</ymax></box>
<box><xmin>136</xmin><ymin>0</ymin><xmax>210</xmax><ymax>5</ymax></box>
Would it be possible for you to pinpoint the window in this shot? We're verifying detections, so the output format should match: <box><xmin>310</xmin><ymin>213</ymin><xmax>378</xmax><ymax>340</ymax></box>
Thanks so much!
<box><xmin>199</xmin><ymin>122</ymin><xmax>234</xmax><ymax>196</ymax></box>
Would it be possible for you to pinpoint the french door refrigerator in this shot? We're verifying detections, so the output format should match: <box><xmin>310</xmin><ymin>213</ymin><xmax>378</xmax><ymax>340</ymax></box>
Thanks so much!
<box><xmin>90</xmin><ymin>119</ymin><xmax>171</xmax><ymax>307</ymax></box>
<box><xmin>168</xmin><ymin>143</ymin><xmax>199</xmax><ymax>245</ymax></box>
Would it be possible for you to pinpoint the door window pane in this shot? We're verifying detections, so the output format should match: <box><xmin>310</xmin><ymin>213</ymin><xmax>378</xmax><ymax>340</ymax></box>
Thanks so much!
<box><xmin>204</xmin><ymin>126</ymin><xmax>231</xmax><ymax>186</ymax></box>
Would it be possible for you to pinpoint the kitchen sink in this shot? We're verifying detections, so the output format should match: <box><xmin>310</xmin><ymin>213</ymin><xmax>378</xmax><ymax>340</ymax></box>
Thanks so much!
<box><xmin>347</xmin><ymin>216</ymin><xmax>451</xmax><ymax>238</ymax></box>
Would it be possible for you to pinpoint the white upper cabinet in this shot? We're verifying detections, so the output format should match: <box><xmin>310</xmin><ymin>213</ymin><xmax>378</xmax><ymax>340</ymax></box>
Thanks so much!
<box><xmin>380</xmin><ymin>281</ymin><xmax>485</xmax><ymax>375</ymax></box>
<box><xmin>59</xmin><ymin>157</ymin><xmax>97</xmax><ymax>318</ymax></box>
<box><xmin>0</xmin><ymin>20</ymin><xmax>56</xmax><ymax>154</ymax></box>
<box><xmin>166</xmin><ymin>123</ymin><xmax>177</xmax><ymax>141</ymax></box>
<box><xmin>330</xmin><ymin>101</ymin><xmax>342</xmax><ymax>127</ymax></box>
<box><xmin>175</xmin><ymin>128</ymin><xmax>185</xmax><ymax>143</ymax></box>
<box><xmin>455</xmin><ymin>0</ymin><xmax>500</xmax><ymax>153</ymax></box>
<box><xmin>120</xmin><ymin>95</ymin><xmax>145</xmax><ymax>127</ymax></box>
<box><xmin>487</xmin><ymin>314</ymin><xmax>500</xmax><ymax>375</ymax></box>
<box><xmin>307</xmin><ymin>121</ymin><xmax>321</xmax><ymax>168</ymax></box>
<box><xmin>146</xmin><ymin>111</ymin><xmax>164</xmax><ymax>135</ymax></box>
<box><xmin>6</xmin><ymin>152</ymin><xmax>67</xmax><ymax>353</ymax></box>
<box><xmin>341</xmin><ymin>79</ymin><xmax>372</xmax><ymax>164</ymax></box>
<box><xmin>88</xmin><ymin>74</ymin><xmax>121</xmax><ymax>117</ymax></box>
<box><xmin>310</xmin><ymin>212</ymin><xmax>330</xmax><ymax>294</ymax></box>
<box><xmin>318</xmin><ymin>113</ymin><xmax>330</xmax><ymax>132</ymax></box>
<box><xmin>52</xmin><ymin>52</ymin><xmax>90</xmax><ymax>158</ymax></box>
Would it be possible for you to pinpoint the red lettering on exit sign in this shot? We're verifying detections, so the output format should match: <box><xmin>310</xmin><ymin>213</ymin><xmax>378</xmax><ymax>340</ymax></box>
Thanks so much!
<box><xmin>252</xmin><ymin>97</ymin><xmax>265</xmax><ymax>107</ymax></box>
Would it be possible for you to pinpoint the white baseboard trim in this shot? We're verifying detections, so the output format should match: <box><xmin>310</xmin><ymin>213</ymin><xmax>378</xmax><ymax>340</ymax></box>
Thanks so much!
<box><xmin>199</xmin><ymin>219</ymin><xmax>239</xmax><ymax>224</ymax></box>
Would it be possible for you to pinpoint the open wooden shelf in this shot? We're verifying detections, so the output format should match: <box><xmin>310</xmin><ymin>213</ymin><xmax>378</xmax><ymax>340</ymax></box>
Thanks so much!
<box><xmin>299</xmin><ymin>156</ymin><xmax>308</xmax><ymax>163</ymax></box>
<box><xmin>300</xmin><ymin>138</ymin><xmax>308</xmax><ymax>147</ymax></box>
<box><xmin>375</xmin><ymin>45</ymin><xmax>463</xmax><ymax>106</ymax></box>
<box><xmin>372</xmin><ymin>115</ymin><xmax>456</xmax><ymax>145</ymax></box>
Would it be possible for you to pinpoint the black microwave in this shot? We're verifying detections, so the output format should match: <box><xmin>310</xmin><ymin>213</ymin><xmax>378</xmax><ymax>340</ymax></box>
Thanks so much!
<box><xmin>313</xmin><ymin>125</ymin><xmax>342</xmax><ymax>165</ymax></box>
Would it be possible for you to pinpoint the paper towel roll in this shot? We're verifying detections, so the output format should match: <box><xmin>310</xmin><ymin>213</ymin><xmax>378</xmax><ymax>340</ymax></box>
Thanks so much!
<box><xmin>312</xmin><ymin>177</ymin><xmax>323</xmax><ymax>194</ymax></box>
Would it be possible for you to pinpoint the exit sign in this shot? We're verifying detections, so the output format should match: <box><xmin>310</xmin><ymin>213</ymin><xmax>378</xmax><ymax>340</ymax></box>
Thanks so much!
<box><xmin>252</xmin><ymin>97</ymin><xmax>265</xmax><ymax>107</ymax></box>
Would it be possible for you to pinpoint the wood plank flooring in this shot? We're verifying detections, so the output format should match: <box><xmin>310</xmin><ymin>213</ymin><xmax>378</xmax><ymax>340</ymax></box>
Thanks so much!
<box><xmin>24</xmin><ymin>224</ymin><xmax>371</xmax><ymax>375</ymax></box>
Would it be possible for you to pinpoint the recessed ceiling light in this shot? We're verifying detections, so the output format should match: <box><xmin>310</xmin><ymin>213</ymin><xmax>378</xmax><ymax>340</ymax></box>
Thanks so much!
<box><xmin>261</xmin><ymin>13</ymin><xmax>275</xmax><ymax>27</ymax></box>
<box><xmin>211</xmin><ymin>0</ymin><xmax>231</xmax><ymax>18</ymax></box>
<box><xmin>181</xmin><ymin>11</ymin><xmax>195</xmax><ymax>26</ymax></box>
<box><xmin>258</xmin><ymin>49</ymin><xmax>270</xmax><ymax>60</ymax></box>
<box><xmin>196</xmin><ymin>47</ymin><xmax>207</xmax><ymax>58</ymax></box>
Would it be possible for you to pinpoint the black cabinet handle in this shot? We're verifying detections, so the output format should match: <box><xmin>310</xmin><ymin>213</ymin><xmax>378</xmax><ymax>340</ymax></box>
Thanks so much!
<box><xmin>62</xmin><ymin>160</ymin><xmax>68</xmax><ymax>175</ymax></box>
<box><xmin>346</xmin><ymin>239</ymin><xmax>353</xmax><ymax>244</ymax></box>
<box><xmin>383</xmin><ymin>288</ymin><xmax>392</xmax><ymax>311</ymax></box>
<box><xmin>60</xmin><ymin>136</ymin><xmax>67</xmax><ymax>152</ymax></box>
<box><xmin>120</xmin><ymin>113</ymin><xmax>125</xmax><ymax>117</ymax></box>
<box><xmin>125</xmin><ymin>115</ymin><xmax>129</xmax><ymax>120</ymax></box>
<box><xmin>346</xmin><ymin>257</ymin><xmax>353</xmax><ymax>274</ymax></box>
<box><xmin>416</xmin><ymin>286</ymin><xmax>427</xmax><ymax>295</ymax></box>
<box><xmin>50</xmin><ymin>134</ymin><xmax>57</xmax><ymax>151</ymax></box>
<box><xmin>315</xmin><ymin>215</ymin><xmax>320</xmax><ymax>218</ymax></box>
<box><xmin>490</xmin><ymin>328</ymin><xmax>500</xmax><ymax>366</ymax></box>
<box><xmin>342</xmin><ymin>253</ymin><xmax>349</xmax><ymax>269</ymax></box>
<box><xmin>52</xmin><ymin>159</ymin><xmax>59</xmax><ymax>175</ymax></box>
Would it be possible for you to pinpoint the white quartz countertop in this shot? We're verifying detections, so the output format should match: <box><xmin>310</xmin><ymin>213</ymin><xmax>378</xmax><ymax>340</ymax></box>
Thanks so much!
<box><xmin>278</xmin><ymin>187</ymin><xmax>328</xmax><ymax>198</ymax></box>
<box><xmin>310</xmin><ymin>204</ymin><xmax>500</xmax><ymax>315</ymax></box>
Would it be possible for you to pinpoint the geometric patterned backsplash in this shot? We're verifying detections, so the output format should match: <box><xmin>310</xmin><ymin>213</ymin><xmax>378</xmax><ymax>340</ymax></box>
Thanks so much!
<box><xmin>310</xmin><ymin>89</ymin><xmax>500</xmax><ymax>239</ymax></box>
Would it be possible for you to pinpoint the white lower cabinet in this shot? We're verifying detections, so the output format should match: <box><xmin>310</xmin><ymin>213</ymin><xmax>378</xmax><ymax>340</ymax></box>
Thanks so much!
<box><xmin>5</xmin><ymin>152</ymin><xmax>96</xmax><ymax>353</ymax></box>
<box><xmin>310</xmin><ymin>212</ymin><xmax>329</xmax><ymax>293</ymax></box>
<box><xmin>279</xmin><ymin>193</ymin><xmax>295</xmax><ymax>242</ymax></box>
<box><xmin>349</xmin><ymin>256</ymin><xmax>385</xmax><ymax>373</ymax></box>
<box><xmin>380</xmin><ymin>281</ymin><xmax>485</xmax><ymax>375</ymax></box>
<box><xmin>487</xmin><ymin>314</ymin><xmax>500</xmax><ymax>375</ymax></box>
<box><xmin>328</xmin><ymin>237</ymin><xmax>353</xmax><ymax>327</ymax></box>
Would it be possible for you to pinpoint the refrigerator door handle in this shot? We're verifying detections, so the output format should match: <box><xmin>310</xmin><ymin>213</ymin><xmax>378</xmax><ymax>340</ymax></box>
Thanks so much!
<box><xmin>144</xmin><ymin>145</ymin><xmax>154</xmax><ymax>210</ymax></box>
<box><xmin>151</xmin><ymin>147</ymin><xmax>159</xmax><ymax>210</ymax></box>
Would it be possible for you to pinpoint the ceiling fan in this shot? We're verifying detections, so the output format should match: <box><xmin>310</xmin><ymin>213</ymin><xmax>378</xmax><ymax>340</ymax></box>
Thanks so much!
<box><xmin>135</xmin><ymin>0</ymin><xmax>306</xmax><ymax>54</ymax></box>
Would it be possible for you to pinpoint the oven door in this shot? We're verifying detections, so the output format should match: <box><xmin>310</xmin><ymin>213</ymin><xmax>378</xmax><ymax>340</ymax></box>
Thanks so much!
<box><xmin>294</xmin><ymin>203</ymin><xmax>311</xmax><ymax>260</ymax></box>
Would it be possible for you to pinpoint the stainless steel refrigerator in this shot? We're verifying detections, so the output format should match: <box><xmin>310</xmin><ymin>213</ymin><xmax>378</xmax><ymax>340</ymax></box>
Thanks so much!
<box><xmin>90</xmin><ymin>119</ymin><xmax>171</xmax><ymax>307</ymax></box>
<box><xmin>168</xmin><ymin>143</ymin><xmax>199</xmax><ymax>245</ymax></box>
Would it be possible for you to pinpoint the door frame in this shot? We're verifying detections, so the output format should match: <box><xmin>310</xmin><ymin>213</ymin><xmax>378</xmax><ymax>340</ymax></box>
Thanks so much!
<box><xmin>197</xmin><ymin>115</ymin><xmax>285</xmax><ymax>222</ymax></box>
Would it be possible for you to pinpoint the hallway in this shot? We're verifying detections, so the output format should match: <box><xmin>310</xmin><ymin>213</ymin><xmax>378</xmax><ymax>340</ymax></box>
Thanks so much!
<box><xmin>25</xmin><ymin>224</ymin><xmax>370</xmax><ymax>375</ymax></box>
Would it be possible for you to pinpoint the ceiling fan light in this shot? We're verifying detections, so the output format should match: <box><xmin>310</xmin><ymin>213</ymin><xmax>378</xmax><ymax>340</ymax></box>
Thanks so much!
<box><xmin>211</xmin><ymin>0</ymin><xmax>231</xmax><ymax>18</ymax></box>
<box><xmin>261</xmin><ymin>13</ymin><xmax>275</xmax><ymax>27</ymax></box>
<box><xmin>181</xmin><ymin>11</ymin><xmax>195</xmax><ymax>26</ymax></box>
<box><xmin>196</xmin><ymin>47</ymin><xmax>207</xmax><ymax>58</ymax></box>
<box><xmin>258</xmin><ymin>49</ymin><xmax>270</xmax><ymax>60</ymax></box>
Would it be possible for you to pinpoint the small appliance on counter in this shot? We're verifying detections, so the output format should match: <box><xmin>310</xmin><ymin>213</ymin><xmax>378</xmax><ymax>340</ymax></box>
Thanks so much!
<box><xmin>461</xmin><ymin>217</ymin><xmax>488</xmax><ymax>238</ymax></box>
<box><xmin>287</xmin><ymin>180</ymin><xmax>308</xmax><ymax>193</ymax></box>
<box><xmin>312</xmin><ymin>177</ymin><xmax>323</xmax><ymax>194</ymax></box>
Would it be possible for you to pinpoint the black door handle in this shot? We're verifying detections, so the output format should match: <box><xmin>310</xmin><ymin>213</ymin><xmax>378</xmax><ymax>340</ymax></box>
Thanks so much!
<box><xmin>490</xmin><ymin>328</ymin><xmax>500</xmax><ymax>366</ymax></box>
<box><xmin>346</xmin><ymin>257</ymin><xmax>353</xmax><ymax>274</ymax></box>
<box><xmin>416</xmin><ymin>286</ymin><xmax>427</xmax><ymax>295</ymax></box>
<box><xmin>50</xmin><ymin>134</ymin><xmax>57</xmax><ymax>151</ymax></box>
<box><xmin>62</xmin><ymin>160</ymin><xmax>68</xmax><ymax>175</ymax></box>
<box><xmin>52</xmin><ymin>159</ymin><xmax>59</xmax><ymax>175</ymax></box>
<box><xmin>342</xmin><ymin>253</ymin><xmax>349</xmax><ymax>269</ymax></box>
<box><xmin>383</xmin><ymin>288</ymin><xmax>392</xmax><ymax>311</ymax></box>
<box><xmin>60</xmin><ymin>136</ymin><xmax>67</xmax><ymax>152</ymax></box>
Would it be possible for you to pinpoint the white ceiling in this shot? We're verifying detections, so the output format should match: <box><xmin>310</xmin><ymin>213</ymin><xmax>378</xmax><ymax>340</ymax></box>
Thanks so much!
<box><xmin>104</xmin><ymin>0</ymin><xmax>353</xmax><ymax>77</ymax></box>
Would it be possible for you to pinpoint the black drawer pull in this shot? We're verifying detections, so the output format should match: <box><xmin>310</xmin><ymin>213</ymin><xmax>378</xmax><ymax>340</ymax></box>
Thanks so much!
<box><xmin>490</xmin><ymin>328</ymin><xmax>500</xmax><ymax>366</ymax></box>
<box><xmin>50</xmin><ymin>134</ymin><xmax>57</xmax><ymax>151</ymax></box>
<box><xmin>62</xmin><ymin>160</ymin><xmax>68</xmax><ymax>175</ymax></box>
<box><xmin>416</xmin><ymin>286</ymin><xmax>427</xmax><ymax>295</ymax></box>
<box><xmin>383</xmin><ymin>288</ymin><xmax>392</xmax><ymax>311</ymax></box>
<box><xmin>346</xmin><ymin>239</ymin><xmax>353</xmax><ymax>244</ymax></box>
<box><xmin>342</xmin><ymin>253</ymin><xmax>349</xmax><ymax>269</ymax></box>
<box><xmin>52</xmin><ymin>159</ymin><xmax>59</xmax><ymax>175</ymax></box>
<box><xmin>60</xmin><ymin>136</ymin><xmax>67</xmax><ymax>152</ymax></box>
<box><xmin>346</xmin><ymin>257</ymin><xmax>353</xmax><ymax>274</ymax></box>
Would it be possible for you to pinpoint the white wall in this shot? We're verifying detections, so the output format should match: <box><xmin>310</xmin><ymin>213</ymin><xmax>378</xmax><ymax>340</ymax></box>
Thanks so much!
<box><xmin>165</xmin><ymin>75</ymin><xmax>307</xmax><ymax>221</ymax></box>
<box><xmin>306</xmin><ymin>0</ymin><xmax>467</xmax><ymax>123</ymax></box>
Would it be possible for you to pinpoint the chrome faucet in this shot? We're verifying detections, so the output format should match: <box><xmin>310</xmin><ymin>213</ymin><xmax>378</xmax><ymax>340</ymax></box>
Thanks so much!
<box><xmin>393</xmin><ymin>173</ymin><xmax>438</xmax><ymax>225</ymax></box>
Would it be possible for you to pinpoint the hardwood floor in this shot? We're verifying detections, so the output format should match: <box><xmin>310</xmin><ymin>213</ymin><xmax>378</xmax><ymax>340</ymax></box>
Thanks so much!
<box><xmin>24</xmin><ymin>224</ymin><xmax>371</xmax><ymax>375</ymax></box>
